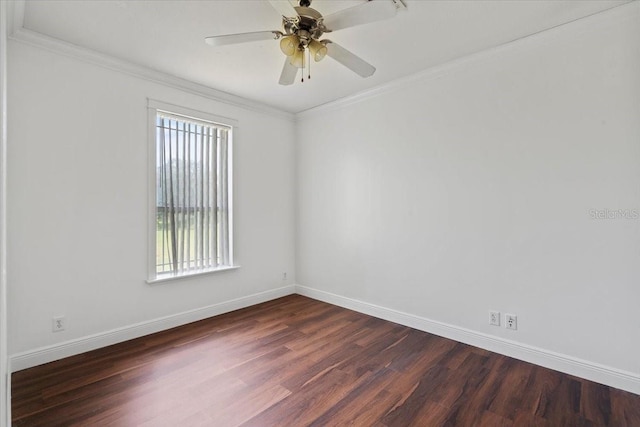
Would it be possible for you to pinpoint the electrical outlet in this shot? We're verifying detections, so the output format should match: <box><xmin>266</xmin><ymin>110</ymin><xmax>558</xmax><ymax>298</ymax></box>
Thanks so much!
<box><xmin>282</xmin><ymin>272</ymin><xmax>287</xmax><ymax>281</ymax></box>
<box><xmin>505</xmin><ymin>314</ymin><xmax>517</xmax><ymax>330</ymax></box>
<box><xmin>489</xmin><ymin>311</ymin><xmax>500</xmax><ymax>326</ymax></box>
<box><xmin>52</xmin><ymin>316</ymin><xmax>66</xmax><ymax>332</ymax></box>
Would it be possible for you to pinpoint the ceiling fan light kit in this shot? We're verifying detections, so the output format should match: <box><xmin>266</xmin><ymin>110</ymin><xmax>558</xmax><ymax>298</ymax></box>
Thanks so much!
<box><xmin>309</xmin><ymin>40</ymin><xmax>328</xmax><ymax>62</ymax></box>
<box><xmin>279</xmin><ymin>35</ymin><xmax>300</xmax><ymax>56</ymax></box>
<box><xmin>289</xmin><ymin>48</ymin><xmax>306</xmax><ymax>69</ymax></box>
<box><xmin>205</xmin><ymin>0</ymin><xmax>405</xmax><ymax>85</ymax></box>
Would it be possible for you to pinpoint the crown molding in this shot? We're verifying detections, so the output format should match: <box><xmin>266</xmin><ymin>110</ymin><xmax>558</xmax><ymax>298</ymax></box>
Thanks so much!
<box><xmin>296</xmin><ymin>0</ymin><xmax>638</xmax><ymax>121</ymax></box>
<box><xmin>8</xmin><ymin>26</ymin><xmax>295</xmax><ymax>122</ymax></box>
<box><xmin>7</xmin><ymin>0</ymin><xmax>24</xmax><ymax>38</ymax></box>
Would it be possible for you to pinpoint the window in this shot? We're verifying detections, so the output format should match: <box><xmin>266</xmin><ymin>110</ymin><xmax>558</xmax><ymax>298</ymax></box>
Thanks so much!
<box><xmin>148</xmin><ymin>100</ymin><xmax>235</xmax><ymax>281</ymax></box>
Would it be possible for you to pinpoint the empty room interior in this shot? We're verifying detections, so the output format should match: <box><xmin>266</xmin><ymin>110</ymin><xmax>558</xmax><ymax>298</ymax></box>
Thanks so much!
<box><xmin>1</xmin><ymin>0</ymin><xmax>640</xmax><ymax>425</ymax></box>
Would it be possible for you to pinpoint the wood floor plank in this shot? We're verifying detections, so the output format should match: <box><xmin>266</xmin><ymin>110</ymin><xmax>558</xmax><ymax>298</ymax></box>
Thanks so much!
<box><xmin>610</xmin><ymin>387</ymin><xmax>640</xmax><ymax>426</ymax></box>
<box><xmin>305</xmin><ymin>368</ymin><xmax>400</xmax><ymax>426</ymax></box>
<box><xmin>488</xmin><ymin>358</ymin><xmax>535</xmax><ymax>420</ymax></box>
<box><xmin>581</xmin><ymin>379</ymin><xmax>612</xmax><ymax>426</ymax></box>
<box><xmin>333</xmin><ymin>388</ymin><xmax>402</xmax><ymax>426</ymax></box>
<box><xmin>381</xmin><ymin>365</ymin><xmax>453</xmax><ymax>426</ymax></box>
<box><xmin>12</xmin><ymin>295</ymin><xmax>640</xmax><ymax>426</ymax></box>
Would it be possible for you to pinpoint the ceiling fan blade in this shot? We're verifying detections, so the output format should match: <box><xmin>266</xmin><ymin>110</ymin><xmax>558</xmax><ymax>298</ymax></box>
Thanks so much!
<box><xmin>279</xmin><ymin>58</ymin><xmax>298</xmax><ymax>85</ymax></box>
<box><xmin>268</xmin><ymin>0</ymin><xmax>298</xmax><ymax>18</ymax></box>
<box><xmin>205</xmin><ymin>31</ymin><xmax>282</xmax><ymax>47</ymax></box>
<box><xmin>322</xmin><ymin>0</ymin><xmax>397</xmax><ymax>32</ymax></box>
<box><xmin>325</xmin><ymin>41</ymin><xmax>376</xmax><ymax>78</ymax></box>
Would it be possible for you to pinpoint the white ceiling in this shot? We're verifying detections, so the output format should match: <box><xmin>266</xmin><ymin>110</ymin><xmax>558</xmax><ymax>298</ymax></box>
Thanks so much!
<box><xmin>19</xmin><ymin>0</ymin><xmax>631</xmax><ymax>113</ymax></box>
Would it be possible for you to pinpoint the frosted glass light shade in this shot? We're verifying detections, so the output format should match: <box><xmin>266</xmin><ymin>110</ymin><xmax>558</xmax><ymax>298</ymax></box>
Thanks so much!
<box><xmin>289</xmin><ymin>48</ymin><xmax>305</xmax><ymax>68</ymax></box>
<box><xmin>279</xmin><ymin>35</ymin><xmax>299</xmax><ymax>57</ymax></box>
<box><xmin>308</xmin><ymin>39</ymin><xmax>327</xmax><ymax>62</ymax></box>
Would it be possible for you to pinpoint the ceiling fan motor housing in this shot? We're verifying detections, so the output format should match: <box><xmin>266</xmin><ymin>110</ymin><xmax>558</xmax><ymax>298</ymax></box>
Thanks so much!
<box><xmin>284</xmin><ymin>6</ymin><xmax>327</xmax><ymax>47</ymax></box>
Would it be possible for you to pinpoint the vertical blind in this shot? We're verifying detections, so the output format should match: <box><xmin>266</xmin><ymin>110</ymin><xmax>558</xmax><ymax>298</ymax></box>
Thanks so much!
<box><xmin>156</xmin><ymin>112</ymin><xmax>231</xmax><ymax>275</ymax></box>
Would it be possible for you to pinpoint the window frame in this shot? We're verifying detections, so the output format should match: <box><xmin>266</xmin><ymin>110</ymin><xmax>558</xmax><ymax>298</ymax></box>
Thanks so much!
<box><xmin>147</xmin><ymin>99</ymin><xmax>238</xmax><ymax>283</ymax></box>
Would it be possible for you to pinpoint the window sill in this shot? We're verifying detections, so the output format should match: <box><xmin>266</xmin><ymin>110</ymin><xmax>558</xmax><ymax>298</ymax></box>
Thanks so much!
<box><xmin>147</xmin><ymin>265</ymin><xmax>241</xmax><ymax>285</ymax></box>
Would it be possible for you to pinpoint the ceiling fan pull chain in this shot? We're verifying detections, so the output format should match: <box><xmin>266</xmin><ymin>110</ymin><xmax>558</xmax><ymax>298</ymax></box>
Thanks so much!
<box><xmin>308</xmin><ymin>48</ymin><xmax>311</xmax><ymax>80</ymax></box>
<box><xmin>301</xmin><ymin>48</ymin><xmax>305</xmax><ymax>82</ymax></box>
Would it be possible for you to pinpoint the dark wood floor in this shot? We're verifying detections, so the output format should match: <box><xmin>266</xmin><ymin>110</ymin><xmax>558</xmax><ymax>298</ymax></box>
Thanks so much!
<box><xmin>12</xmin><ymin>295</ymin><xmax>640</xmax><ymax>426</ymax></box>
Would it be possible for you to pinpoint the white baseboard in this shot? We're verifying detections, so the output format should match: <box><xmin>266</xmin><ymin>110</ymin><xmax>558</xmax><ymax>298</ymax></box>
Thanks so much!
<box><xmin>10</xmin><ymin>285</ymin><xmax>296</xmax><ymax>372</ymax></box>
<box><xmin>10</xmin><ymin>283</ymin><xmax>640</xmax><ymax>396</ymax></box>
<box><xmin>295</xmin><ymin>285</ymin><xmax>640</xmax><ymax>395</ymax></box>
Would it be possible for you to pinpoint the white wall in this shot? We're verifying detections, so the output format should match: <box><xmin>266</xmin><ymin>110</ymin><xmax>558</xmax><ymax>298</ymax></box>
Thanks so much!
<box><xmin>0</xmin><ymin>1</ymin><xmax>9</xmax><ymax>424</ymax></box>
<box><xmin>7</xmin><ymin>41</ymin><xmax>296</xmax><ymax>358</ymax></box>
<box><xmin>297</xmin><ymin>2</ymin><xmax>640</xmax><ymax>386</ymax></box>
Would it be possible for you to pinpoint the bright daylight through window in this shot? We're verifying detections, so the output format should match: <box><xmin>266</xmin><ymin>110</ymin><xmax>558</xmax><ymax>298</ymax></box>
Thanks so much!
<box><xmin>149</xmin><ymin>102</ymin><xmax>234</xmax><ymax>281</ymax></box>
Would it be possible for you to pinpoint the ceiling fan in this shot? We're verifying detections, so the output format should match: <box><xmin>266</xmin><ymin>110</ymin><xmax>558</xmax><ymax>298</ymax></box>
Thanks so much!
<box><xmin>205</xmin><ymin>0</ymin><xmax>405</xmax><ymax>85</ymax></box>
